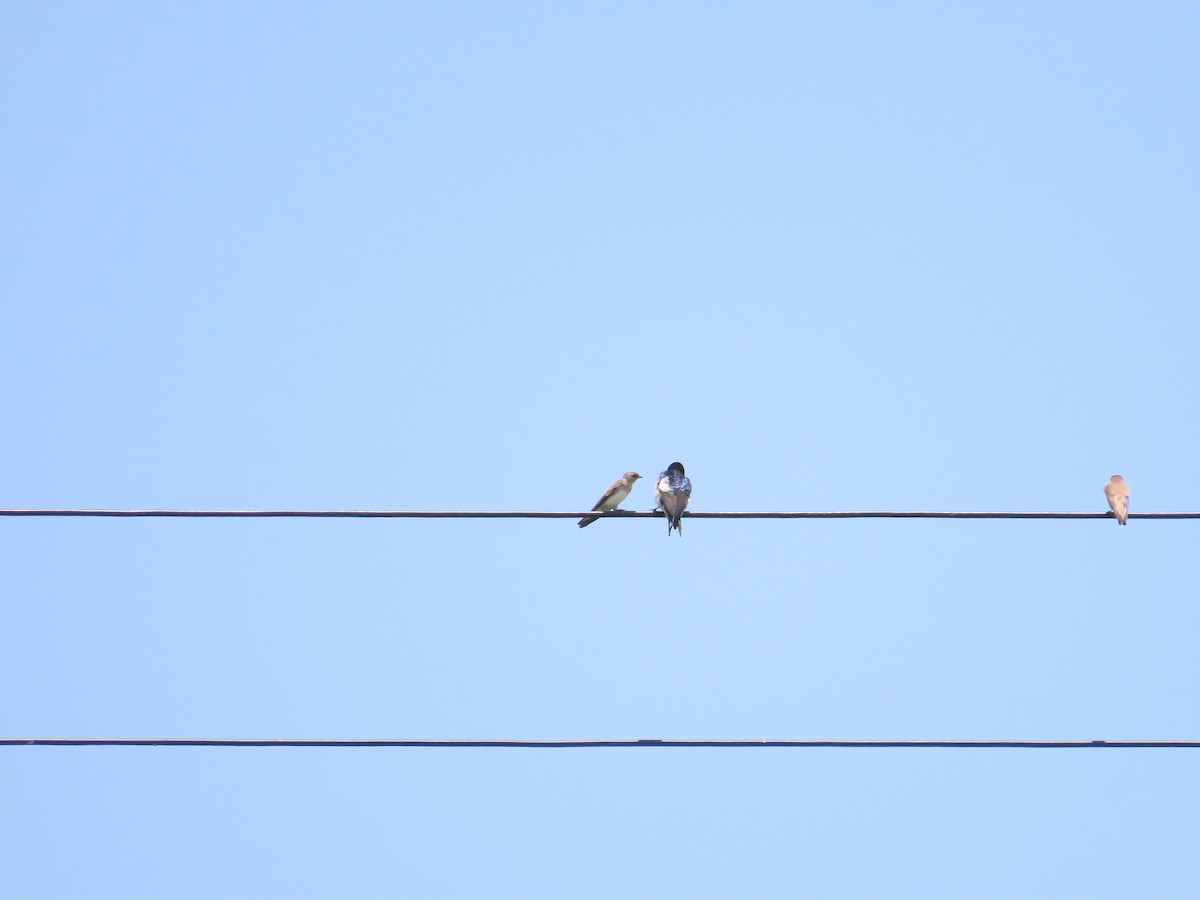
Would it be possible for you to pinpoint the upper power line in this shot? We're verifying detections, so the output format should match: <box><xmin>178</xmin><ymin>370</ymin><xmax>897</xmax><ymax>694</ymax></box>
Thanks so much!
<box><xmin>0</xmin><ymin>509</ymin><xmax>1197</xmax><ymax>520</ymax></box>
<box><xmin>3</xmin><ymin>737</ymin><xmax>1199</xmax><ymax>749</ymax></box>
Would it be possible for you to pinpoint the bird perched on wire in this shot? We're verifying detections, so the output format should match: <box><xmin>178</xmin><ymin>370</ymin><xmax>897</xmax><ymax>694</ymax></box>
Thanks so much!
<box><xmin>578</xmin><ymin>471</ymin><xmax>642</xmax><ymax>528</ymax></box>
<box><xmin>1104</xmin><ymin>474</ymin><xmax>1130</xmax><ymax>525</ymax></box>
<box><xmin>654</xmin><ymin>462</ymin><xmax>692</xmax><ymax>536</ymax></box>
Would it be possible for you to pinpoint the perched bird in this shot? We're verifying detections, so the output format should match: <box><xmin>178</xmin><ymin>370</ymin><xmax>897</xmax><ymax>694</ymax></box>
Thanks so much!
<box><xmin>1104</xmin><ymin>474</ymin><xmax>1130</xmax><ymax>525</ymax></box>
<box><xmin>654</xmin><ymin>461</ymin><xmax>692</xmax><ymax>536</ymax></box>
<box><xmin>578</xmin><ymin>471</ymin><xmax>642</xmax><ymax>528</ymax></box>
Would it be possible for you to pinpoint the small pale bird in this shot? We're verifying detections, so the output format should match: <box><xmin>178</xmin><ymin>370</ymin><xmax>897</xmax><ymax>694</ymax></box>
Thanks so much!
<box><xmin>1104</xmin><ymin>474</ymin><xmax>1130</xmax><ymax>525</ymax></box>
<box><xmin>578</xmin><ymin>471</ymin><xmax>642</xmax><ymax>528</ymax></box>
<box><xmin>654</xmin><ymin>461</ymin><xmax>692</xmax><ymax>536</ymax></box>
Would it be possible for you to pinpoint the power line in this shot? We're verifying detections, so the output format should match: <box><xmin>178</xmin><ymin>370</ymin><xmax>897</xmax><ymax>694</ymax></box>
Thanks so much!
<box><xmin>1</xmin><ymin>509</ymin><xmax>1197</xmax><ymax>520</ymax></box>
<box><xmin>3</xmin><ymin>738</ymin><xmax>1197</xmax><ymax>748</ymax></box>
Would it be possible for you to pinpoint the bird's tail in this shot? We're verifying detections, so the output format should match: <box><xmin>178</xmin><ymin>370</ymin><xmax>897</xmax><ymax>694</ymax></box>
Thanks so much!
<box><xmin>578</xmin><ymin>515</ymin><xmax>600</xmax><ymax>528</ymax></box>
<box><xmin>667</xmin><ymin>514</ymin><xmax>682</xmax><ymax>535</ymax></box>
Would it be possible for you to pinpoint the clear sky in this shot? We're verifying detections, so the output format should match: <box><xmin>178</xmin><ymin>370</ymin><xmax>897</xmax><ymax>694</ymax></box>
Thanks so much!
<box><xmin>3</xmin><ymin>3</ymin><xmax>1199</xmax><ymax>898</ymax></box>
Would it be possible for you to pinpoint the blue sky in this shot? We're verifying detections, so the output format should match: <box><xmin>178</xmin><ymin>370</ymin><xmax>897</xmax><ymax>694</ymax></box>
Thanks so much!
<box><xmin>3</xmin><ymin>3</ymin><xmax>1199</xmax><ymax>897</ymax></box>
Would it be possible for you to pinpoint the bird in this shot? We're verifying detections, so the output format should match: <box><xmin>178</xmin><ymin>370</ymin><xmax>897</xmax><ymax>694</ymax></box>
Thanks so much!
<box><xmin>1104</xmin><ymin>474</ymin><xmax>1130</xmax><ymax>525</ymax></box>
<box><xmin>654</xmin><ymin>462</ymin><xmax>692</xmax><ymax>536</ymax></box>
<box><xmin>578</xmin><ymin>471</ymin><xmax>642</xmax><ymax>528</ymax></box>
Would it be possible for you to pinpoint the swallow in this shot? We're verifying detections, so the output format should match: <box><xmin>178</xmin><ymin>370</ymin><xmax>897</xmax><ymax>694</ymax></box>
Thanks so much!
<box><xmin>654</xmin><ymin>461</ymin><xmax>692</xmax><ymax>536</ymax></box>
<box><xmin>1104</xmin><ymin>474</ymin><xmax>1130</xmax><ymax>525</ymax></box>
<box><xmin>578</xmin><ymin>471</ymin><xmax>642</xmax><ymax>527</ymax></box>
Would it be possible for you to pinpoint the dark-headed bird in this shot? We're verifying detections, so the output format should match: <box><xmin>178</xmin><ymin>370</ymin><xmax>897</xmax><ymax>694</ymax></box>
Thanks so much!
<box><xmin>578</xmin><ymin>471</ymin><xmax>642</xmax><ymax>528</ymax></box>
<box><xmin>655</xmin><ymin>462</ymin><xmax>692</xmax><ymax>536</ymax></box>
<box><xmin>1104</xmin><ymin>474</ymin><xmax>1130</xmax><ymax>525</ymax></box>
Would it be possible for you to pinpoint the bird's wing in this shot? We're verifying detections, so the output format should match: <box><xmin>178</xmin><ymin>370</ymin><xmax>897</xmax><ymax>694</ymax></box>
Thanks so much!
<box><xmin>592</xmin><ymin>477</ymin><xmax>624</xmax><ymax>511</ymax></box>
<box><xmin>661</xmin><ymin>480</ymin><xmax>689</xmax><ymax>518</ymax></box>
<box><xmin>668</xmin><ymin>477</ymin><xmax>691</xmax><ymax>512</ymax></box>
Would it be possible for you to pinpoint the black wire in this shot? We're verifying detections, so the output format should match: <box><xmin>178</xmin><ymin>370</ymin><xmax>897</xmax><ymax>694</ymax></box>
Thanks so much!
<box><xmin>1</xmin><ymin>509</ymin><xmax>1196</xmax><ymax>519</ymax></box>
<box><xmin>3</xmin><ymin>738</ymin><xmax>1197</xmax><ymax>748</ymax></box>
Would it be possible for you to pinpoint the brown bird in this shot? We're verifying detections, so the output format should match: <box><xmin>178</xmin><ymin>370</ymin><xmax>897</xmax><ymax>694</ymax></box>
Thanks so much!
<box><xmin>1104</xmin><ymin>474</ymin><xmax>1130</xmax><ymax>525</ymax></box>
<box><xmin>578</xmin><ymin>471</ymin><xmax>642</xmax><ymax>528</ymax></box>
